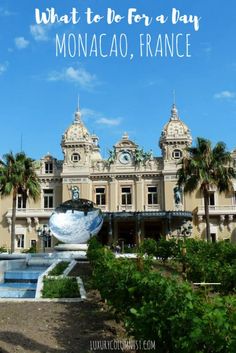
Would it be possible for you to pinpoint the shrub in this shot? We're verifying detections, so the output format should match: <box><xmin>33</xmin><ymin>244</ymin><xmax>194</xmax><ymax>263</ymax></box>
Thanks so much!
<box><xmin>138</xmin><ymin>238</ymin><xmax>179</xmax><ymax>261</ymax></box>
<box><xmin>87</xmin><ymin>241</ymin><xmax>236</xmax><ymax>353</ymax></box>
<box><xmin>138</xmin><ymin>238</ymin><xmax>157</xmax><ymax>256</ymax></box>
<box><xmin>155</xmin><ymin>238</ymin><xmax>179</xmax><ymax>261</ymax></box>
<box><xmin>22</xmin><ymin>245</ymin><xmax>37</xmax><ymax>253</ymax></box>
<box><xmin>179</xmin><ymin>240</ymin><xmax>236</xmax><ymax>293</ymax></box>
<box><xmin>86</xmin><ymin>236</ymin><xmax>104</xmax><ymax>264</ymax></box>
<box><xmin>0</xmin><ymin>246</ymin><xmax>7</xmax><ymax>253</ymax></box>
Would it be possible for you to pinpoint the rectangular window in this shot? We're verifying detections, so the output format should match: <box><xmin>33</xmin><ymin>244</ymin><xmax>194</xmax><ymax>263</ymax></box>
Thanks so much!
<box><xmin>43</xmin><ymin>189</ymin><xmax>54</xmax><ymax>208</ymax></box>
<box><xmin>121</xmin><ymin>187</ymin><xmax>132</xmax><ymax>205</ymax></box>
<box><xmin>45</xmin><ymin>162</ymin><xmax>53</xmax><ymax>174</ymax></box>
<box><xmin>95</xmin><ymin>187</ymin><xmax>106</xmax><ymax>205</ymax></box>
<box><xmin>16</xmin><ymin>234</ymin><xmax>24</xmax><ymax>248</ymax></box>
<box><xmin>17</xmin><ymin>194</ymin><xmax>26</xmax><ymax>209</ymax></box>
<box><xmin>30</xmin><ymin>240</ymin><xmax>36</xmax><ymax>248</ymax></box>
<box><xmin>44</xmin><ymin>236</ymin><xmax>52</xmax><ymax>248</ymax></box>
<box><xmin>209</xmin><ymin>192</ymin><xmax>215</xmax><ymax>206</ymax></box>
<box><xmin>147</xmin><ymin>186</ymin><xmax>158</xmax><ymax>205</ymax></box>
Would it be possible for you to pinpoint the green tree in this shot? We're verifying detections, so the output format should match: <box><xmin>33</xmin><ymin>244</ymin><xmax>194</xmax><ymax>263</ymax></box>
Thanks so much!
<box><xmin>0</xmin><ymin>152</ymin><xmax>40</xmax><ymax>253</ymax></box>
<box><xmin>177</xmin><ymin>138</ymin><xmax>235</xmax><ymax>242</ymax></box>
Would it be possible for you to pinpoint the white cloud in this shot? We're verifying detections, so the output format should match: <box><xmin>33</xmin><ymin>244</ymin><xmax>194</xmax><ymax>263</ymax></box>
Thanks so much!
<box><xmin>81</xmin><ymin>107</ymin><xmax>122</xmax><ymax>127</ymax></box>
<box><xmin>48</xmin><ymin>66</ymin><xmax>97</xmax><ymax>89</ymax></box>
<box><xmin>15</xmin><ymin>37</ymin><xmax>29</xmax><ymax>49</ymax></box>
<box><xmin>66</xmin><ymin>67</ymin><xmax>96</xmax><ymax>86</ymax></box>
<box><xmin>81</xmin><ymin>108</ymin><xmax>97</xmax><ymax>118</ymax></box>
<box><xmin>214</xmin><ymin>90</ymin><xmax>236</xmax><ymax>100</ymax></box>
<box><xmin>30</xmin><ymin>24</ymin><xmax>49</xmax><ymax>41</ymax></box>
<box><xmin>0</xmin><ymin>62</ymin><xmax>8</xmax><ymax>75</ymax></box>
<box><xmin>96</xmin><ymin>117</ymin><xmax>122</xmax><ymax>126</ymax></box>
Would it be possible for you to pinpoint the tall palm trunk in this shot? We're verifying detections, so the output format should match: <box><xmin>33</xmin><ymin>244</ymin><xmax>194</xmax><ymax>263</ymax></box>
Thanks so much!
<box><xmin>203</xmin><ymin>188</ymin><xmax>211</xmax><ymax>242</ymax></box>
<box><xmin>11</xmin><ymin>190</ymin><xmax>17</xmax><ymax>253</ymax></box>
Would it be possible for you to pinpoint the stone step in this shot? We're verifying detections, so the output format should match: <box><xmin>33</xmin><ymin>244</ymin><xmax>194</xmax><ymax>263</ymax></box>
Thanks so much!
<box><xmin>4</xmin><ymin>271</ymin><xmax>42</xmax><ymax>281</ymax></box>
<box><xmin>0</xmin><ymin>283</ymin><xmax>36</xmax><ymax>298</ymax></box>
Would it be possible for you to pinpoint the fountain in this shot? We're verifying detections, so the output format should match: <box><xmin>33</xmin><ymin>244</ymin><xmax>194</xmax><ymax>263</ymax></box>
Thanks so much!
<box><xmin>0</xmin><ymin>188</ymin><xmax>103</xmax><ymax>298</ymax></box>
<box><xmin>49</xmin><ymin>186</ymin><xmax>103</xmax><ymax>253</ymax></box>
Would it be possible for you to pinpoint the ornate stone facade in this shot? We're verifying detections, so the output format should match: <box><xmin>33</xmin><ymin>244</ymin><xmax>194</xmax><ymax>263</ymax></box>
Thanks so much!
<box><xmin>0</xmin><ymin>104</ymin><xmax>236</xmax><ymax>251</ymax></box>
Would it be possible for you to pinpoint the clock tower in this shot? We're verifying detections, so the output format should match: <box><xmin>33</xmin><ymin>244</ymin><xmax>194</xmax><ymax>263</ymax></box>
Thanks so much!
<box><xmin>159</xmin><ymin>103</ymin><xmax>192</xmax><ymax>211</ymax></box>
<box><xmin>61</xmin><ymin>106</ymin><xmax>101</xmax><ymax>170</ymax></box>
<box><xmin>159</xmin><ymin>104</ymin><xmax>192</xmax><ymax>166</ymax></box>
<box><xmin>111</xmin><ymin>132</ymin><xmax>138</xmax><ymax>166</ymax></box>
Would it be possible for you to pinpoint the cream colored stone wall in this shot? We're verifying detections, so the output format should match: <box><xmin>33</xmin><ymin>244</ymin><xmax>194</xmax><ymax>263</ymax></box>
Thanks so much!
<box><xmin>1</xmin><ymin>161</ymin><xmax>236</xmax><ymax>250</ymax></box>
<box><xmin>0</xmin><ymin>105</ymin><xmax>235</xmax><ymax>251</ymax></box>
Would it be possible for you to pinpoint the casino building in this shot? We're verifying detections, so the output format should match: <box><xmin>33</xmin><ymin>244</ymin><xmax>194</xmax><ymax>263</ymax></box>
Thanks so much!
<box><xmin>1</xmin><ymin>104</ymin><xmax>236</xmax><ymax>252</ymax></box>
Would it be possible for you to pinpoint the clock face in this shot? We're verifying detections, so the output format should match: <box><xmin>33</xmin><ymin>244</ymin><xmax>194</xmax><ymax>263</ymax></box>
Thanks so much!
<box><xmin>119</xmin><ymin>151</ymin><xmax>132</xmax><ymax>164</ymax></box>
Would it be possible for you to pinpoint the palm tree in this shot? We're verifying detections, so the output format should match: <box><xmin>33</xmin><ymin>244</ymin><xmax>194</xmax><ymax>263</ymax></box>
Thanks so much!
<box><xmin>0</xmin><ymin>152</ymin><xmax>40</xmax><ymax>253</ymax></box>
<box><xmin>177</xmin><ymin>137</ymin><xmax>236</xmax><ymax>242</ymax></box>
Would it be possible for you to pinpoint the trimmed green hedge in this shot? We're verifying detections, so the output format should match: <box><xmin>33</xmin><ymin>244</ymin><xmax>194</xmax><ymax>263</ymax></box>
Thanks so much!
<box><xmin>138</xmin><ymin>238</ymin><xmax>236</xmax><ymax>294</ymax></box>
<box><xmin>87</xmin><ymin>237</ymin><xmax>236</xmax><ymax>353</ymax></box>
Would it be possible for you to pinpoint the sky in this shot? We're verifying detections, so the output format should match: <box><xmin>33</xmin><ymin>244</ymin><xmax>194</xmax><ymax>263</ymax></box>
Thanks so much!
<box><xmin>0</xmin><ymin>0</ymin><xmax>236</xmax><ymax>160</ymax></box>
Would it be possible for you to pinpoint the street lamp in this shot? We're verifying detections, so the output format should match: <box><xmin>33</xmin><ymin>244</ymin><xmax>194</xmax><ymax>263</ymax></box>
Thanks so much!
<box><xmin>178</xmin><ymin>219</ymin><xmax>193</xmax><ymax>240</ymax></box>
<box><xmin>37</xmin><ymin>224</ymin><xmax>51</xmax><ymax>253</ymax></box>
<box><xmin>177</xmin><ymin>219</ymin><xmax>193</xmax><ymax>278</ymax></box>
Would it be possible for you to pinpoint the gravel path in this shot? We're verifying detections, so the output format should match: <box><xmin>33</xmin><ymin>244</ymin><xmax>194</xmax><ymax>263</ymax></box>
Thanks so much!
<box><xmin>0</xmin><ymin>263</ymin><xmax>129</xmax><ymax>353</ymax></box>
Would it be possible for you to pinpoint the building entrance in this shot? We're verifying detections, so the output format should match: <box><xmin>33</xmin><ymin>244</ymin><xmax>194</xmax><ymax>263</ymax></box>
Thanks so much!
<box><xmin>117</xmin><ymin>222</ymin><xmax>136</xmax><ymax>245</ymax></box>
<box><xmin>144</xmin><ymin>222</ymin><xmax>162</xmax><ymax>241</ymax></box>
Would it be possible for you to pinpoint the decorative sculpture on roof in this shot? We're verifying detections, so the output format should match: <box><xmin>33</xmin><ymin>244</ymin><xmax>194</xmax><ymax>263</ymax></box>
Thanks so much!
<box><xmin>107</xmin><ymin>147</ymin><xmax>116</xmax><ymax>164</ymax></box>
<box><xmin>134</xmin><ymin>148</ymin><xmax>153</xmax><ymax>165</ymax></box>
<box><xmin>134</xmin><ymin>148</ymin><xmax>144</xmax><ymax>164</ymax></box>
<box><xmin>143</xmin><ymin>150</ymin><xmax>153</xmax><ymax>162</ymax></box>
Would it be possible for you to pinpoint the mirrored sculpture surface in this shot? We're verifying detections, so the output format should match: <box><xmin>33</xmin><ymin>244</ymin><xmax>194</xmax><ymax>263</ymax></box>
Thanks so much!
<box><xmin>49</xmin><ymin>199</ymin><xmax>103</xmax><ymax>244</ymax></box>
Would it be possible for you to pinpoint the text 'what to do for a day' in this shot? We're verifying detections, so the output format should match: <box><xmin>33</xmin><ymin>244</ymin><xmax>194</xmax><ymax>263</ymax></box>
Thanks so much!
<box><xmin>34</xmin><ymin>7</ymin><xmax>201</xmax><ymax>59</ymax></box>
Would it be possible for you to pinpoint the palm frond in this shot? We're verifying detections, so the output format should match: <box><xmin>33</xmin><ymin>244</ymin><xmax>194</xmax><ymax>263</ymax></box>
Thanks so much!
<box><xmin>177</xmin><ymin>137</ymin><xmax>235</xmax><ymax>196</ymax></box>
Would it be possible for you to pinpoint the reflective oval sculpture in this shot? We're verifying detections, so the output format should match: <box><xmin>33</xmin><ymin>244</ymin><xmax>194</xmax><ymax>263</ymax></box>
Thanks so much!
<box><xmin>49</xmin><ymin>199</ymin><xmax>103</xmax><ymax>244</ymax></box>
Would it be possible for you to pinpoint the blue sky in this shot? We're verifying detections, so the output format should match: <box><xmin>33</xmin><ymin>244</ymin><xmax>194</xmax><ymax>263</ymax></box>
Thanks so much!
<box><xmin>0</xmin><ymin>0</ymin><xmax>236</xmax><ymax>160</ymax></box>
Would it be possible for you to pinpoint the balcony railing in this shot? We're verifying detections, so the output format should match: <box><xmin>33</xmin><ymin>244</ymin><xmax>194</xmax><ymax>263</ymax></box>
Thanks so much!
<box><xmin>144</xmin><ymin>204</ymin><xmax>161</xmax><ymax>211</ymax></box>
<box><xmin>117</xmin><ymin>205</ymin><xmax>134</xmax><ymax>212</ymax></box>
<box><xmin>97</xmin><ymin>205</ymin><xmax>109</xmax><ymax>212</ymax></box>
<box><xmin>117</xmin><ymin>204</ymin><xmax>161</xmax><ymax>212</ymax></box>
<box><xmin>6</xmin><ymin>208</ymin><xmax>54</xmax><ymax>218</ymax></box>
<box><xmin>196</xmin><ymin>205</ymin><xmax>236</xmax><ymax>215</ymax></box>
<box><xmin>7</xmin><ymin>204</ymin><xmax>162</xmax><ymax>218</ymax></box>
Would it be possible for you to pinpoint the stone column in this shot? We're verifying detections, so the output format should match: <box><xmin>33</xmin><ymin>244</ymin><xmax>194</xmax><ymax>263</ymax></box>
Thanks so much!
<box><xmin>108</xmin><ymin>213</ymin><xmax>113</xmax><ymax>245</ymax></box>
<box><xmin>219</xmin><ymin>215</ymin><xmax>225</xmax><ymax>232</ymax></box>
<box><xmin>109</xmin><ymin>177</ymin><xmax>117</xmax><ymax>211</ymax></box>
<box><xmin>34</xmin><ymin>217</ymin><xmax>39</xmax><ymax>228</ymax></box>
<box><xmin>228</xmin><ymin>215</ymin><xmax>233</xmax><ymax>232</ymax></box>
<box><xmin>27</xmin><ymin>217</ymin><xmax>32</xmax><ymax>232</ymax></box>
<box><xmin>164</xmin><ymin>212</ymin><xmax>171</xmax><ymax>238</ymax></box>
<box><xmin>135</xmin><ymin>213</ymin><xmax>142</xmax><ymax>245</ymax></box>
<box><xmin>135</xmin><ymin>176</ymin><xmax>144</xmax><ymax>211</ymax></box>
